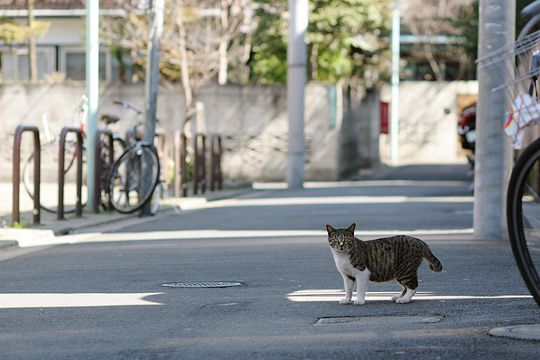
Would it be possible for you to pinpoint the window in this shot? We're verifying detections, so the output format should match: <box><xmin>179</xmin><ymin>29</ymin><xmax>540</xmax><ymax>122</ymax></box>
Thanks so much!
<box><xmin>60</xmin><ymin>47</ymin><xmax>111</xmax><ymax>81</ymax></box>
<box><xmin>0</xmin><ymin>47</ymin><xmax>55</xmax><ymax>81</ymax></box>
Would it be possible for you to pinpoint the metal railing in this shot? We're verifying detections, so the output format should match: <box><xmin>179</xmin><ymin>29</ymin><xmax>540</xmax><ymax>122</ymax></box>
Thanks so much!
<box><xmin>57</xmin><ymin>126</ymin><xmax>83</xmax><ymax>220</ymax></box>
<box><xmin>12</xmin><ymin>125</ymin><xmax>40</xmax><ymax>225</ymax></box>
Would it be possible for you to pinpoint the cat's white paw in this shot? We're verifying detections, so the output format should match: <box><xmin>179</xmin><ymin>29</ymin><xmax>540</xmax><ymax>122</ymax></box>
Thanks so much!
<box><xmin>339</xmin><ymin>298</ymin><xmax>352</xmax><ymax>305</ymax></box>
<box><xmin>391</xmin><ymin>295</ymin><xmax>401</xmax><ymax>302</ymax></box>
<box><xmin>353</xmin><ymin>299</ymin><xmax>365</xmax><ymax>305</ymax></box>
<box><xmin>395</xmin><ymin>297</ymin><xmax>411</xmax><ymax>304</ymax></box>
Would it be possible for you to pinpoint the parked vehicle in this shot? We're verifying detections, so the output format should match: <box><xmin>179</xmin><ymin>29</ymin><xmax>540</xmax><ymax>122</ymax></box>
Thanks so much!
<box><xmin>457</xmin><ymin>103</ymin><xmax>476</xmax><ymax>168</ymax></box>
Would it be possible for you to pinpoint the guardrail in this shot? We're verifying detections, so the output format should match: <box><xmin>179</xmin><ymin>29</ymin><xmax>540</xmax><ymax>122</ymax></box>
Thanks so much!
<box><xmin>12</xmin><ymin>125</ymin><xmax>40</xmax><ymax>225</ymax></box>
<box><xmin>57</xmin><ymin>127</ymin><xmax>83</xmax><ymax>220</ymax></box>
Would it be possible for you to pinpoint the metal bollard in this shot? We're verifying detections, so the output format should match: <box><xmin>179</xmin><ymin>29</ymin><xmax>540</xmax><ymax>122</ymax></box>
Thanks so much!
<box><xmin>210</xmin><ymin>135</ymin><xmax>220</xmax><ymax>191</ymax></box>
<box><xmin>200</xmin><ymin>134</ymin><xmax>207</xmax><ymax>194</ymax></box>
<box><xmin>192</xmin><ymin>133</ymin><xmax>207</xmax><ymax>195</ymax></box>
<box><xmin>175</xmin><ymin>132</ymin><xmax>188</xmax><ymax>197</ymax></box>
<box><xmin>58</xmin><ymin>127</ymin><xmax>83</xmax><ymax>220</ymax></box>
<box><xmin>216</xmin><ymin>136</ymin><xmax>223</xmax><ymax>190</ymax></box>
<box><xmin>192</xmin><ymin>134</ymin><xmax>199</xmax><ymax>195</ymax></box>
<box><xmin>12</xmin><ymin>125</ymin><xmax>41</xmax><ymax>225</ymax></box>
<box><xmin>94</xmin><ymin>129</ymin><xmax>114</xmax><ymax>212</ymax></box>
<box><xmin>180</xmin><ymin>134</ymin><xmax>188</xmax><ymax>197</ymax></box>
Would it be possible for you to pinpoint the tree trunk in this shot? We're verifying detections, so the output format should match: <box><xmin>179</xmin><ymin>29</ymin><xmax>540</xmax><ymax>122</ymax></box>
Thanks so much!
<box><xmin>218</xmin><ymin>0</ymin><xmax>229</xmax><ymax>85</ymax></box>
<box><xmin>178</xmin><ymin>10</ymin><xmax>194</xmax><ymax>134</ymax></box>
<box><xmin>28</xmin><ymin>0</ymin><xmax>38</xmax><ymax>83</ymax></box>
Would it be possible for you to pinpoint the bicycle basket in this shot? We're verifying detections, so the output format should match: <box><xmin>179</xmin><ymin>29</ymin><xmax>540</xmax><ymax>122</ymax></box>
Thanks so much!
<box><xmin>477</xmin><ymin>29</ymin><xmax>540</xmax><ymax>149</ymax></box>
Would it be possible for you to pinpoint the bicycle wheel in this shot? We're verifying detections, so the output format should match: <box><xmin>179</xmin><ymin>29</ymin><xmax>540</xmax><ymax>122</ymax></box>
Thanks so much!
<box><xmin>507</xmin><ymin>137</ymin><xmax>540</xmax><ymax>306</ymax></box>
<box><xmin>22</xmin><ymin>142</ymin><xmax>87</xmax><ymax>214</ymax></box>
<box><xmin>108</xmin><ymin>142</ymin><xmax>160</xmax><ymax>214</ymax></box>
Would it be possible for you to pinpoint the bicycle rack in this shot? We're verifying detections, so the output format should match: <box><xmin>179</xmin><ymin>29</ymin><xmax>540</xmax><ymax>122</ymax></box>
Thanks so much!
<box><xmin>95</xmin><ymin>129</ymin><xmax>114</xmax><ymax>212</ymax></box>
<box><xmin>210</xmin><ymin>135</ymin><xmax>223</xmax><ymax>191</ymax></box>
<box><xmin>192</xmin><ymin>134</ymin><xmax>207</xmax><ymax>195</ymax></box>
<box><xmin>174</xmin><ymin>131</ymin><xmax>189</xmax><ymax>197</ymax></box>
<box><xmin>12</xmin><ymin>125</ymin><xmax>41</xmax><ymax>225</ymax></box>
<box><xmin>57</xmin><ymin>127</ymin><xmax>83</xmax><ymax>220</ymax></box>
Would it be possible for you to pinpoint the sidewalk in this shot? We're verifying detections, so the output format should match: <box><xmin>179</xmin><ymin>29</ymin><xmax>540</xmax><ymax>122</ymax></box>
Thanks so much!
<box><xmin>0</xmin><ymin>181</ymin><xmax>252</xmax><ymax>249</ymax></box>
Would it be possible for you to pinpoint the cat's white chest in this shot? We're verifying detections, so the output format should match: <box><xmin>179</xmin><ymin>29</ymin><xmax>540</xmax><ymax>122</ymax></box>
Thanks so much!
<box><xmin>331</xmin><ymin>250</ymin><xmax>356</xmax><ymax>276</ymax></box>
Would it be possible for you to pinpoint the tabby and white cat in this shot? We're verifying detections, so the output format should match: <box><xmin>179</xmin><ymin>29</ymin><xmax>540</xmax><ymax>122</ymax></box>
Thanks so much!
<box><xmin>326</xmin><ymin>223</ymin><xmax>442</xmax><ymax>305</ymax></box>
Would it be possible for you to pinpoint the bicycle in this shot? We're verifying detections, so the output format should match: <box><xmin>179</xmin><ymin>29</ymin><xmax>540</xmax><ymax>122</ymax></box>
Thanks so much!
<box><xmin>479</xmin><ymin>0</ymin><xmax>540</xmax><ymax>307</ymax></box>
<box><xmin>106</xmin><ymin>100</ymin><xmax>162</xmax><ymax>214</ymax></box>
<box><xmin>22</xmin><ymin>95</ymin><xmax>125</xmax><ymax>213</ymax></box>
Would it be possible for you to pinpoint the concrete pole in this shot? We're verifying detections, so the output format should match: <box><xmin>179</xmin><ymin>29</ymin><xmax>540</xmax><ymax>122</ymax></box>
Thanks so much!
<box><xmin>143</xmin><ymin>0</ymin><xmax>164</xmax><ymax>144</ymax></box>
<box><xmin>140</xmin><ymin>0</ymin><xmax>164</xmax><ymax>216</ymax></box>
<box><xmin>474</xmin><ymin>0</ymin><xmax>515</xmax><ymax>239</ymax></box>
<box><xmin>287</xmin><ymin>0</ymin><xmax>307</xmax><ymax>189</ymax></box>
<box><xmin>86</xmin><ymin>0</ymin><xmax>99</xmax><ymax>212</ymax></box>
<box><xmin>390</xmin><ymin>0</ymin><xmax>400</xmax><ymax>165</ymax></box>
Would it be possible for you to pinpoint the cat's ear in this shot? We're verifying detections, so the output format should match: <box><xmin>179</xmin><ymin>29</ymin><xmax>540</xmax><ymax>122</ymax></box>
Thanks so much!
<box><xmin>347</xmin><ymin>223</ymin><xmax>356</xmax><ymax>234</ymax></box>
<box><xmin>325</xmin><ymin>224</ymin><xmax>336</xmax><ymax>235</ymax></box>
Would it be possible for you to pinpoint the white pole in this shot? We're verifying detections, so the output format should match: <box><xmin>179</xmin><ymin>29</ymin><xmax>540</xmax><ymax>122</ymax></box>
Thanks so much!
<box><xmin>86</xmin><ymin>0</ymin><xmax>99</xmax><ymax>212</ymax></box>
<box><xmin>141</xmin><ymin>0</ymin><xmax>164</xmax><ymax>216</ymax></box>
<box><xmin>390</xmin><ymin>0</ymin><xmax>400</xmax><ymax>165</ymax></box>
<box><xmin>144</xmin><ymin>0</ymin><xmax>164</xmax><ymax>144</ymax></box>
<box><xmin>287</xmin><ymin>0</ymin><xmax>307</xmax><ymax>189</ymax></box>
<box><xmin>474</xmin><ymin>0</ymin><xmax>515</xmax><ymax>239</ymax></box>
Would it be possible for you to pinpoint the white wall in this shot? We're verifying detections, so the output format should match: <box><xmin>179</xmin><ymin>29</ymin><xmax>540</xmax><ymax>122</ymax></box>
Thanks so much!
<box><xmin>381</xmin><ymin>81</ymin><xmax>478</xmax><ymax>164</ymax></box>
<box><xmin>37</xmin><ymin>18</ymin><xmax>85</xmax><ymax>46</ymax></box>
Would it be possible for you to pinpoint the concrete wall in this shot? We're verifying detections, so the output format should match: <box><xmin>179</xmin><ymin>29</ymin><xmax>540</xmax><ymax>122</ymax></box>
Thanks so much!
<box><xmin>380</xmin><ymin>81</ymin><xmax>478</xmax><ymax>164</ymax></box>
<box><xmin>0</xmin><ymin>83</ymin><xmax>379</xmax><ymax>182</ymax></box>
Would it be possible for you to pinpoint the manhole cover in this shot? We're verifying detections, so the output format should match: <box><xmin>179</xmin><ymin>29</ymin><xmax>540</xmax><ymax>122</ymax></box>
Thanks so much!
<box><xmin>315</xmin><ymin>315</ymin><xmax>443</xmax><ymax>326</ymax></box>
<box><xmin>489</xmin><ymin>324</ymin><xmax>540</xmax><ymax>341</ymax></box>
<box><xmin>161</xmin><ymin>281</ymin><xmax>244</xmax><ymax>288</ymax></box>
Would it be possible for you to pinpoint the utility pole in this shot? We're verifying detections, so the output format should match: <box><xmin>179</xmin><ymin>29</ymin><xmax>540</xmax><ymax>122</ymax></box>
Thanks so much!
<box><xmin>86</xmin><ymin>0</ymin><xmax>99</xmax><ymax>212</ymax></box>
<box><xmin>140</xmin><ymin>0</ymin><xmax>164</xmax><ymax>216</ymax></box>
<box><xmin>27</xmin><ymin>0</ymin><xmax>38</xmax><ymax>83</ymax></box>
<box><xmin>474</xmin><ymin>0</ymin><xmax>515</xmax><ymax>239</ymax></box>
<box><xmin>390</xmin><ymin>0</ymin><xmax>400</xmax><ymax>165</ymax></box>
<box><xmin>287</xmin><ymin>0</ymin><xmax>307</xmax><ymax>189</ymax></box>
<box><xmin>218</xmin><ymin>0</ymin><xmax>229</xmax><ymax>85</ymax></box>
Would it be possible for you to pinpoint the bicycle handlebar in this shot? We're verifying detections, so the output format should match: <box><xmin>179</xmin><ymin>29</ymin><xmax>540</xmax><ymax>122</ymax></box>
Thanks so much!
<box><xmin>113</xmin><ymin>100</ymin><xmax>144</xmax><ymax>115</ymax></box>
<box><xmin>522</xmin><ymin>0</ymin><xmax>540</xmax><ymax>21</ymax></box>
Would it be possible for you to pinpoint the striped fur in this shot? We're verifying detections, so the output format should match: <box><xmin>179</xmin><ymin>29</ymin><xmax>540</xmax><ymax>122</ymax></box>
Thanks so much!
<box><xmin>326</xmin><ymin>223</ymin><xmax>442</xmax><ymax>303</ymax></box>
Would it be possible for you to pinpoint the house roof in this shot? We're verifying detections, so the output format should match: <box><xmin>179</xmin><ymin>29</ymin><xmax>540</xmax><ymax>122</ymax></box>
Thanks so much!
<box><xmin>0</xmin><ymin>0</ymin><xmax>125</xmax><ymax>17</ymax></box>
<box><xmin>0</xmin><ymin>1</ymin><xmax>119</xmax><ymax>10</ymax></box>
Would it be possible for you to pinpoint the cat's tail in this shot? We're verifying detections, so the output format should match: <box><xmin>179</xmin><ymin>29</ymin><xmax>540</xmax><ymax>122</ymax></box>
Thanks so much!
<box><xmin>423</xmin><ymin>248</ymin><xmax>443</xmax><ymax>272</ymax></box>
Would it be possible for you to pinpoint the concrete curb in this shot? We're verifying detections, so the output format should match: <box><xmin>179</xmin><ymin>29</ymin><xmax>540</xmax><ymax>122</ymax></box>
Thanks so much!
<box><xmin>0</xmin><ymin>240</ymin><xmax>18</xmax><ymax>250</ymax></box>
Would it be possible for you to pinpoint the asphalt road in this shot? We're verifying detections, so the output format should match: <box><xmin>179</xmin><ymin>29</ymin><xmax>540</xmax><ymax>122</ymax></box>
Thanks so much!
<box><xmin>0</xmin><ymin>164</ymin><xmax>539</xmax><ymax>359</ymax></box>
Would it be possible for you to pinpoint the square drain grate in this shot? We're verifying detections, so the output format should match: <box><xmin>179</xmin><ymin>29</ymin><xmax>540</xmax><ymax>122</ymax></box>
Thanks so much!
<box><xmin>161</xmin><ymin>281</ymin><xmax>244</xmax><ymax>288</ymax></box>
<box><xmin>315</xmin><ymin>315</ymin><xmax>443</xmax><ymax>326</ymax></box>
